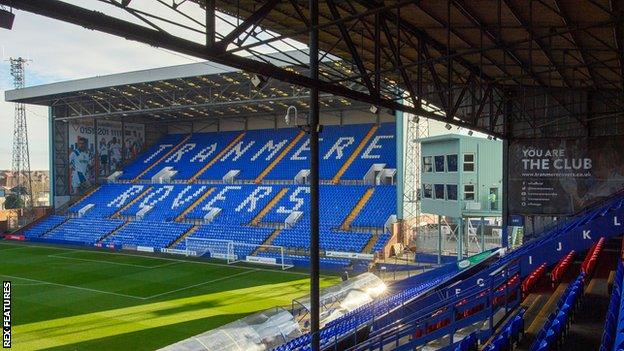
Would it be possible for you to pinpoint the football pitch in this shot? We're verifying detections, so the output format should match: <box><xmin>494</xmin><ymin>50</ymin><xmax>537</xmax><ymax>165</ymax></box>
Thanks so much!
<box><xmin>0</xmin><ymin>241</ymin><xmax>340</xmax><ymax>351</ymax></box>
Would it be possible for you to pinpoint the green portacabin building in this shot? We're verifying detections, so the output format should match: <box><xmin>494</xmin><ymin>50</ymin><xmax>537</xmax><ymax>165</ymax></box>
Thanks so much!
<box><xmin>420</xmin><ymin>134</ymin><xmax>503</xmax><ymax>260</ymax></box>
<box><xmin>420</xmin><ymin>134</ymin><xmax>502</xmax><ymax>218</ymax></box>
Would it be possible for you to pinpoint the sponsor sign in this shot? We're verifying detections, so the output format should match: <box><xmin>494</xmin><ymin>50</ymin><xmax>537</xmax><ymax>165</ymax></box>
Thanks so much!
<box><xmin>160</xmin><ymin>248</ymin><xmax>189</xmax><ymax>256</ymax></box>
<box><xmin>136</xmin><ymin>246</ymin><xmax>154</xmax><ymax>253</ymax></box>
<box><xmin>325</xmin><ymin>251</ymin><xmax>375</xmax><ymax>260</ymax></box>
<box><xmin>509</xmin><ymin>137</ymin><xmax>624</xmax><ymax>214</ymax></box>
<box><xmin>246</xmin><ymin>256</ymin><xmax>276</xmax><ymax>264</ymax></box>
<box><xmin>212</xmin><ymin>253</ymin><xmax>237</xmax><ymax>260</ymax></box>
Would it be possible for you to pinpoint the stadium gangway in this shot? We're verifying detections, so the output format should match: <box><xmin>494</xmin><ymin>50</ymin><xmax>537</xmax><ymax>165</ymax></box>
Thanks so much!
<box><xmin>340</xmin><ymin>262</ymin><xmax>521</xmax><ymax>351</ymax></box>
<box><xmin>529</xmin><ymin>272</ymin><xmax>586</xmax><ymax>351</ymax></box>
<box><xmin>482</xmin><ymin>308</ymin><xmax>525</xmax><ymax>351</ymax></box>
<box><xmin>600</xmin><ymin>261</ymin><xmax>623</xmax><ymax>351</ymax></box>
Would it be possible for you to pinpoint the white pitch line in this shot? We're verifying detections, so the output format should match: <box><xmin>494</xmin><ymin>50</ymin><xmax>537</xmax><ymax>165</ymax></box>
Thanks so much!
<box><xmin>47</xmin><ymin>254</ymin><xmax>181</xmax><ymax>269</ymax></box>
<box><xmin>0</xmin><ymin>241</ymin><xmax>309</xmax><ymax>276</ymax></box>
<box><xmin>0</xmin><ymin>274</ymin><xmax>144</xmax><ymax>300</ymax></box>
<box><xmin>143</xmin><ymin>269</ymin><xmax>259</xmax><ymax>300</ymax></box>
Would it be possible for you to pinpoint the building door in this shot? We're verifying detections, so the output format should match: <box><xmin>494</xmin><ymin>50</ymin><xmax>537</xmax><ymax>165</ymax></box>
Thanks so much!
<box><xmin>489</xmin><ymin>187</ymin><xmax>499</xmax><ymax>211</ymax></box>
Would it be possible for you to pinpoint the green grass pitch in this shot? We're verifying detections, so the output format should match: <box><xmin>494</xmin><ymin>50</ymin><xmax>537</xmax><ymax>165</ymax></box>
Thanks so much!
<box><xmin>0</xmin><ymin>241</ymin><xmax>340</xmax><ymax>351</ymax></box>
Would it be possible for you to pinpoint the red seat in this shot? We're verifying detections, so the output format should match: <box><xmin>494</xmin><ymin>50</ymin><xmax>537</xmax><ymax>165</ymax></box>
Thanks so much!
<box><xmin>551</xmin><ymin>250</ymin><xmax>575</xmax><ymax>285</ymax></box>
<box><xmin>581</xmin><ymin>237</ymin><xmax>605</xmax><ymax>277</ymax></box>
<box><xmin>522</xmin><ymin>263</ymin><xmax>547</xmax><ymax>296</ymax></box>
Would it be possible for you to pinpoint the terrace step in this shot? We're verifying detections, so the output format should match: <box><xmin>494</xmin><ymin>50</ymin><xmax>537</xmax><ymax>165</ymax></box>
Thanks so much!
<box><xmin>133</xmin><ymin>134</ymin><xmax>192</xmax><ymax>182</ymax></box>
<box><xmin>168</xmin><ymin>225</ymin><xmax>199</xmax><ymax>249</ymax></box>
<box><xmin>110</xmin><ymin>186</ymin><xmax>153</xmax><ymax>219</ymax></box>
<box><xmin>189</xmin><ymin>131</ymin><xmax>246</xmax><ymax>182</ymax></box>
<box><xmin>175</xmin><ymin>187</ymin><xmax>216</xmax><ymax>222</ymax></box>
<box><xmin>252</xmin><ymin>229</ymin><xmax>282</xmax><ymax>256</ymax></box>
<box><xmin>341</xmin><ymin>187</ymin><xmax>375</xmax><ymax>230</ymax></box>
<box><xmin>362</xmin><ymin>233</ymin><xmax>380</xmax><ymax>254</ymax></box>
<box><xmin>97</xmin><ymin>220</ymin><xmax>129</xmax><ymax>244</ymax></box>
<box><xmin>250</xmin><ymin>187</ymin><xmax>289</xmax><ymax>225</ymax></box>
<box><xmin>254</xmin><ymin>130</ymin><xmax>306</xmax><ymax>183</ymax></box>
<box><xmin>332</xmin><ymin>124</ymin><xmax>379</xmax><ymax>184</ymax></box>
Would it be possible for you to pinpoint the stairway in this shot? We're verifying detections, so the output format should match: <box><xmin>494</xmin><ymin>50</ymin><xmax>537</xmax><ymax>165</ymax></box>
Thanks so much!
<box><xmin>133</xmin><ymin>134</ymin><xmax>192</xmax><ymax>182</ymax></box>
<box><xmin>331</xmin><ymin>124</ymin><xmax>379</xmax><ymax>184</ymax></box>
<box><xmin>251</xmin><ymin>229</ymin><xmax>282</xmax><ymax>255</ymax></box>
<box><xmin>175</xmin><ymin>187</ymin><xmax>215</xmax><ymax>222</ymax></box>
<box><xmin>96</xmin><ymin>220</ymin><xmax>129</xmax><ymax>244</ymax></box>
<box><xmin>362</xmin><ymin>234</ymin><xmax>380</xmax><ymax>254</ymax></box>
<box><xmin>110</xmin><ymin>186</ymin><xmax>153</xmax><ymax>219</ymax></box>
<box><xmin>254</xmin><ymin>130</ymin><xmax>306</xmax><ymax>183</ymax></box>
<box><xmin>341</xmin><ymin>187</ymin><xmax>375</xmax><ymax>230</ymax></box>
<box><xmin>250</xmin><ymin>187</ymin><xmax>289</xmax><ymax>225</ymax></box>
<box><xmin>168</xmin><ymin>225</ymin><xmax>199</xmax><ymax>249</ymax></box>
<box><xmin>189</xmin><ymin>131</ymin><xmax>246</xmax><ymax>182</ymax></box>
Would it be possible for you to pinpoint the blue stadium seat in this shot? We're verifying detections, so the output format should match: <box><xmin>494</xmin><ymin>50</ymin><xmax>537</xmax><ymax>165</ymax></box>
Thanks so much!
<box><xmin>264</xmin><ymin>124</ymin><xmax>373</xmax><ymax>180</ymax></box>
<box><xmin>23</xmin><ymin>215</ymin><xmax>66</xmax><ymax>238</ymax></box>
<box><xmin>139</xmin><ymin>131</ymin><xmax>239</xmax><ymax>181</ymax></box>
<box><xmin>103</xmin><ymin>220</ymin><xmax>192</xmax><ymax>249</ymax></box>
<box><xmin>352</xmin><ymin>185</ymin><xmax>396</xmax><ymax>228</ymax></box>
<box><xmin>118</xmin><ymin>134</ymin><xmax>186</xmax><ymax>180</ymax></box>
<box><xmin>45</xmin><ymin>218</ymin><xmax>125</xmax><ymax>244</ymax></box>
<box><xmin>68</xmin><ymin>183</ymin><xmax>147</xmax><ymax>218</ymax></box>
<box><xmin>341</xmin><ymin>122</ymin><xmax>396</xmax><ymax>180</ymax></box>
<box><xmin>198</xmin><ymin>128</ymin><xmax>299</xmax><ymax>181</ymax></box>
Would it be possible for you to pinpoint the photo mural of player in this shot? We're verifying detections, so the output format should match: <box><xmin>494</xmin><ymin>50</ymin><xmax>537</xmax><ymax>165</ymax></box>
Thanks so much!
<box><xmin>69</xmin><ymin>119</ymin><xmax>145</xmax><ymax>194</ymax></box>
<box><xmin>68</xmin><ymin>120</ymin><xmax>95</xmax><ymax>195</ymax></box>
<box><xmin>509</xmin><ymin>136</ymin><xmax>624</xmax><ymax>215</ymax></box>
<box><xmin>124</xmin><ymin>123</ymin><xmax>145</xmax><ymax>161</ymax></box>
<box><xmin>96</xmin><ymin>120</ymin><xmax>123</xmax><ymax>176</ymax></box>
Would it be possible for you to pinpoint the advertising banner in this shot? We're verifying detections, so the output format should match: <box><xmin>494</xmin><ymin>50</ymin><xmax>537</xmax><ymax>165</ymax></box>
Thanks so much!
<box><xmin>68</xmin><ymin>119</ymin><xmax>96</xmax><ymax>194</ymax></box>
<box><xmin>124</xmin><ymin>123</ymin><xmax>145</xmax><ymax>161</ymax></box>
<box><xmin>509</xmin><ymin>137</ymin><xmax>624</xmax><ymax>215</ymax></box>
<box><xmin>96</xmin><ymin>120</ymin><xmax>123</xmax><ymax>176</ymax></box>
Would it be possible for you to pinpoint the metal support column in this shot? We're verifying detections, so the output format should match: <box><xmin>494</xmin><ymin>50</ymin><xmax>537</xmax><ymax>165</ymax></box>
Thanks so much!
<box><xmin>205</xmin><ymin>0</ymin><xmax>215</xmax><ymax>47</ymax></box>
<box><xmin>309</xmin><ymin>1</ymin><xmax>321</xmax><ymax>350</ymax></box>
<box><xmin>457</xmin><ymin>217</ymin><xmax>464</xmax><ymax>260</ymax></box>
<box><xmin>501</xmin><ymin>139</ymin><xmax>509</xmax><ymax>248</ymax></box>
<box><xmin>502</xmin><ymin>94</ymin><xmax>512</xmax><ymax>248</ymax></box>
<box><xmin>480</xmin><ymin>216</ymin><xmax>485</xmax><ymax>252</ymax></box>
<box><xmin>395</xmin><ymin>108</ymin><xmax>404</xmax><ymax>220</ymax></box>
<box><xmin>48</xmin><ymin>107</ymin><xmax>54</xmax><ymax>208</ymax></box>
<box><xmin>437</xmin><ymin>215</ymin><xmax>442</xmax><ymax>265</ymax></box>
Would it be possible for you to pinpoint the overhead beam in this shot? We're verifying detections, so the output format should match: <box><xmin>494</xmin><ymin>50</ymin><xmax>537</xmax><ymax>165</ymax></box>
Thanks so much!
<box><xmin>326</xmin><ymin>0</ymin><xmax>375</xmax><ymax>95</ymax></box>
<box><xmin>378</xmin><ymin>16</ymin><xmax>418</xmax><ymax>108</ymax></box>
<box><xmin>205</xmin><ymin>0</ymin><xmax>215</xmax><ymax>46</ymax></box>
<box><xmin>502</xmin><ymin>0</ymin><xmax>574</xmax><ymax>88</ymax></box>
<box><xmin>354</xmin><ymin>0</ymin><xmax>496</xmax><ymax>84</ymax></box>
<box><xmin>217</xmin><ymin>0</ymin><xmax>280</xmax><ymax>49</ymax></box>
<box><xmin>3</xmin><ymin>0</ymin><xmax>508</xmax><ymax>137</ymax></box>
<box><xmin>611</xmin><ymin>0</ymin><xmax>624</xmax><ymax>92</ymax></box>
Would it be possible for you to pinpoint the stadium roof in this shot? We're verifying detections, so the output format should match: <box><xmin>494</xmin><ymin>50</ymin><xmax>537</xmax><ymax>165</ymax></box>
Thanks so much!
<box><xmin>5</xmin><ymin>50</ymin><xmax>370</xmax><ymax>123</ymax></box>
<box><xmin>3</xmin><ymin>0</ymin><xmax>621</xmax><ymax>137</ymax></box>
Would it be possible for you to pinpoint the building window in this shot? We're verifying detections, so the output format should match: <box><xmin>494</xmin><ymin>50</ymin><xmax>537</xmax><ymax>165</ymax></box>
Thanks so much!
<box><xmin>434</xmin><ymin>155</ymin><xmax>445</xmax><ymax>172</ymax></box>
<box><xmin>434</xmin><ymin>184</ymin><xmax>445</xmax><ymax>199</ymax></box>
<box><xmin>446</xmin><ymin>154</ymin><xmax>458</xmax><ymax>172</ymax></box>
<box><xmin>446</xmin><ymin>184</ymin><xmax>458</xmax><ymax>201</ymax></box>
<box><xmin>423</xmin><ymin>156</ymin><xmax>433</xmax><ymax>173</ymax></box>
<box><xmin>423</xmin><ymin>184</ymin><xmax>432</xmax><ymax>198</ymax></box>
<box><xmin>464</xmin><ymin>184</ymin><xmax>475</xmax><ymax>201</ymax></box>
<box><xmin>463</xmin><ymin>153</ymin><xmax>475</xmax><ymax>172</ymax></box>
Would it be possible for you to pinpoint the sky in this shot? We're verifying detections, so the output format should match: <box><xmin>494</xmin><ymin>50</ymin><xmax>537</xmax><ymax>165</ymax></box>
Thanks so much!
<box><xmin>0</xmin><ymin>4</ymin><xmax>208</xmax><ymax>171</ymax></box>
